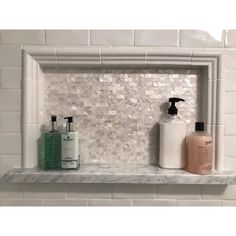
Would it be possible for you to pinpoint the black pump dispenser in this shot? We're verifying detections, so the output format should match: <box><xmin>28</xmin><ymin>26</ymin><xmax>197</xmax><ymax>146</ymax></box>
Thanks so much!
<box><xmin>168</xmin><ymin>97</ymin><xmax>185</xmax><ymax>115</ymax></box>
<box><xmin>50</xmin><ymin>115</ymin><xmax>57</xmax><ymax>132</ymax></box>
<box><xmin>64</xmin><ymin>116</ymin><xmax>73</xmax><ymax>131</ymax></box>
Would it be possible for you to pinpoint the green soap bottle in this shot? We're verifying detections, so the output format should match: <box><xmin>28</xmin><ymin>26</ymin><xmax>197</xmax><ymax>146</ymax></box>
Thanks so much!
<box><xmin>43</xmin><ymin>115</ymin><xmax>61</xmax><ymax>170</ymax></box>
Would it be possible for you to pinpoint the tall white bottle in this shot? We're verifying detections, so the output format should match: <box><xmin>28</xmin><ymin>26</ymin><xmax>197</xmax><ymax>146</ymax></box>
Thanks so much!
<box><xmin>159</xmin><ymin>97</ymin><xmax>187</xmax><ymax>169</ymax></box>
<box><xmin>61</xmin><ymin>116</ymin><xmax>80</xmax><ymax>169</ymax></box>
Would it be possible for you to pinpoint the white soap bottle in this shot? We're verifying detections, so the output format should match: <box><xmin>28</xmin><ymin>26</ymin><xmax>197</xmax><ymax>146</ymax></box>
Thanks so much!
<box><xmin>159</xmin><ymin>97</ymin><xmax>187</xmax><ymax>169</ymax></box>
<box><xmin>61</xmin><ymin>116</ymin><xmax>80</xmax><ymax>169</ymax></box>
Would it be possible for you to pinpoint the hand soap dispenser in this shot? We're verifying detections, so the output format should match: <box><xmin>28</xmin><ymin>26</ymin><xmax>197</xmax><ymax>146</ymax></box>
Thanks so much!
<box><xmin>159</xmin><ymin>97</ymin><xmax>187</xmax><ymax>169</ymax></box>
<box><xmin>43</xmin><ymin>115</ymin><xmax>61</xmax><ymax>170</ymax></box>
<box><xmin>61</xmin><ymin>116</ymin><xmax>80</xmax><ymax>169</ymax></box>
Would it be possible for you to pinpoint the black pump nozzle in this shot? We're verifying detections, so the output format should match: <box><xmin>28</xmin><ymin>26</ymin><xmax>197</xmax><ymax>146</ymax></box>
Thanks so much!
<box><xmin>64</xmin><ymin>116</ymin><xmax>73</xmax><ymax>123</ymax></box>
<box><xmin>51</xmin><ymin>115</ymin><xmax>57</xmax><ymax>122</ymax></box>
<box><xmin>168</xmin><ymin>97</ymin><xmax>185</xmax><ymax>115</ymax></box>
<box><xmin>64</xmin><ymin>116</ymin><xmax>73</xmax><ymax>131</ymax></box>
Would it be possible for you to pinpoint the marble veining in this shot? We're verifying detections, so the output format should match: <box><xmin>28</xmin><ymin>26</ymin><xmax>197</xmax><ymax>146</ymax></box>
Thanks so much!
<box><xmin>3</xmin><ymin>164</ymin><xmax>236</xmax><ymax>184</ymax></box>
<box><xmin>41</xmin><ymin>68</ymin><xmax>201</xmax><ymax>165</ymax></box>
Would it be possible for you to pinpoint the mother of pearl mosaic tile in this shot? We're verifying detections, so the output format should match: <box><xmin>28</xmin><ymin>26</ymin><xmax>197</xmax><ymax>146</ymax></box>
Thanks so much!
<box><xmin>42</xmin><ymin>68</ymin><xmax>202</xmax><ymax>165</ymax></box>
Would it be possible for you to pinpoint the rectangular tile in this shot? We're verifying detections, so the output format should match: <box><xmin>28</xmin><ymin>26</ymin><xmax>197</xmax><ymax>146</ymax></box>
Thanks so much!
<box><xmin>225</xmin><ymin>114</ymin><xmax>236</xmax><ymax>135</ymax></box>
<box><xmin>201</xmin><ymin>185</ymin><xmax>236</xmax><ymax>199</ymax></box>
<box><xmin>0</xmin><ymin>112</ymin><xmax>21</xmax><ymax>132</ymax></box>
<box><xmin>156</xmin><ymin>184</ymin><xmax>201</xmax><ymax>200</ymax></box>
<box><xmin>180</xmin><ymin>30</ymin><xmax>224</xmax><ymax>48</ymax></box>
<box><xmin>224</xmin><ymin>136</ymin><xmax>236</xmax><ymax>157</ymax></box>
<box><xmin>133</xmin><ymin>199</ymin><xmax>177</xmax><ymax>206</ymax></box>
<box><xmin>225</xmin><ymin>70</ymin><xmax>236</xmax><ymax>91</ymax></box>
<box><xmin>89</xmin><ymin>199</ymin><xmax>132</xmax><ymax>206</ymax></box>
<box><xmin>0</xmin><ymin>68</ymin><xmax>21</xmax><ymax>89</ymax></box>
<box><xmin>0</xmin><ymin>180</ymin><xmax>23</xmax><ymax>198</ymax></box>
<box><xmin>23</xmin><ymin>183</ymin><xmax>67</xmax><ymax>199</ymax></box>
<box><xmin>177</xmin><ymin>200</ymin><xmax>221</xmax><ymax>206</ymax></box>
<box><xmin>226</xmin><ymin>30</ymin><xmax>236</xmax><ymax>48</ymax></box>
<box><xmin>46</xmin><ymin>30</ymin><xmax>88</xmax><ymax>45</ymax></box>
<box><xmin>0</xmin><ymin>30</ymin><xmax>45</xmax><ymax>45</ymax></box>
<box><xmin>0</xmin><ymin>89</ymin><xmax>21</xmax><ymax>111</ymax></box>
<box><xmin>0</xmin><ymin>198</ymin><xmax>43</xmax><ymax>206</ymax></box>
<box><xmin>90</xmin><ymin>30</ymin><xmax>134</xmax><ymax>46</ymax></box>
<box><xmin>135</xmin><ymin>30</ymin><xmax>178</xmax><ymax>47</ymax></box>
<box><xmin>225</xmin><ymin>92</ymin><xmax>236</xmax><ymax>114</ymax></box>
<box><xmin>67</xmin><ymin>184</ymin><xmax>111</xmax><ymax>199</ymax></box>
<box><xmin>224</xmin><ymin>156</ymin><xmax>236</xmax><ymax>171</ymax></box>
<box><xmin>222</xmin><ymin>200</ymin><xmax>236</xmax><ymax>206</ymax></box>
<box><xmin>225</xmin><ymin>51</ymin><xmax>236</xmax><ymax>69</ymax></box>
<box><xmin>44</xmin><ymin>199</ymin><xmax>88</xmax><ymax>206</ymax></box>
<box><xmin>0</xmin><ymin>134</ymin><xmax>21</xmax><ymax>155</ymax></box>
<box><xmin>112</xmin><ymin>184</ymin><xmax>155</xmax><ymax>199</ymax></box>
<box><xmin>0</xmin><ymin>46</ymin><xmax>21</xmax><ymax>67</ymax></box>
<box><xmin>0</xmin><ymin>155</ymin><xmax>21</xmax><ymax>175</ymax></box>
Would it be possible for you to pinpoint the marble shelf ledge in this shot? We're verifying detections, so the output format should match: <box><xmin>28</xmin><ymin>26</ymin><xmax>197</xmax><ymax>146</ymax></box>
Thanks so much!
<box><xmin>2</xmin><ymin>164</ymin><xmax>236</xmax><ymax>184</ymax></box>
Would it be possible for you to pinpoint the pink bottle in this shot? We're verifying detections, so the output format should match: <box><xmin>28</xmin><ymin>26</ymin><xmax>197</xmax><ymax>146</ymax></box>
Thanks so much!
<box><xmin>186</xmin><ymin>122</ymin><xmax>213</xmax><ymax>175</ymax></box>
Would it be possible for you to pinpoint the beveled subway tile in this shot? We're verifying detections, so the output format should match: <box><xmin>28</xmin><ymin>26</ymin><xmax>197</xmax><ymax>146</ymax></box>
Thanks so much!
<box><xmin>90</xmin><ymin>30</ymin><xmax>134</xmax><ymax>46</ymax></box>
<box><xmin>0</xmin><ymin>134</ymin><xmax>21</xmax><ymax>155</ymax></box>
<box><xmin>112</xmin><ymin>184</ymin><xmax>155</xmax><ymax>199</ymax></box>
<box><xmin>67</xmin><ymin>184</ymin><xmax>111</xmax><ymax>199</ymax></box>
<box><xmin>133</xmin><ymin>199</ymin><xmax>177</xmax><ymax>206</ymax></box>
<box><xmin>0</xmin><ymin>68</ymin><xmax>21</xmax><ymax>89</ymax></box>
<box><xmin>135</xmin><ymin>30</ymin><xmax>178</xmax><ymax>47</ymax></box>
<box><xmin>225</xmin><ymin>92</ymin><xmax>236</xmax><ymax>114</ymax></box>
<box><xmin>0</xmin><ymin>112</ymin><xmax>21</xmax><ymax>133</ymax></box>
<box><xmin>225</xmin><ymin>70</ymin><xmax>236</xmax><ymax>91</ymax></box>
<box><xmin>156</xmin><ymin>184</ymin><xmax>201</xmax><ymax>200</ymax></box>
<box><xmin>89</xmin><ymin>199</ymin><xmax>132</xmax><ymax>206</ymax></box>
<box><xmin>0</xmin><ymin>155</ymin><xmax>21</xmax><ymax>175</ymax></box>
<box><xmin>0</xmin><ymin>199</ymin><xmax>44</xmax><ymax>206</ymax></box>
<box><xmin>201</xmin><ymin>185</ymin><xmax>236</xmax><ymax>200</ymax></box>
<box><xmin>225</xmin><ymin>50</ymin><xmax>236</xmax><ymax>69</ymax></box>
<box><xmin>44</xmin><ymin>199</ymin><xmax>88</xmax><ymax>206</ymax></box>
<box><xmin>0</xmin><ymin>30</ymin><xmax>45</xmax><ymax>45</ymax></box>
<box><xmin>23</xmin><ymin>183</ymin><xmax>67</xmax><ymax>199</ymax></box>
<box><xmin>0</xmin><ymin>89</ymin><xmax>21</xmax><ymax>111</ymax></box>
<box><xmin>0</xmin><ymin>179</ymin><xmax>23</xmax><ymax>198</ymax></box>
<box><xmin>180</xmin><ymin>30</ymin><xmax>225</xmax><ymax>48</ymax></box>
<box><xmin>177</xmin><ymin>200</ymin><xmax>221</xmax><ymax>206</ymax></box>
<box><xmin>224</xmin><ymin>136</ymin><xmax>236</xmax><ymax>157</ymax></box>
<box><xmin>224</xmin><ymin>157</ymin><xmax>236</xmax><ymax>171</ymax></box>
<box><xmin>226</xmin><ymin>30</ymin><xmax>236</xmax><ymax>48</ymax></box>
<box><xmin>45</xmin><ymin>30</ymin><xmax>89</xmax><ymax>45</ymax></box>
<box><xmin>0</xmin><ymin>46</ymin><xmax>21</xmax><ymax>67</ymax></box>
<box><xmin>225</xmin><ymin>114</ymin><xmax>236</xmax><ymax>135</ymax></box>
<box><xmin>222</xmin><ymin>200</ymin><xmax>236</xmax><ymax>206</ymax></box>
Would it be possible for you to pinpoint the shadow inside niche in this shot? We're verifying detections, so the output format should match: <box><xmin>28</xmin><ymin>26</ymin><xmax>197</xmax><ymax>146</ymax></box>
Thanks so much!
<box><xmin>148</xmin><ymin>102</ymin><xmax>169</xmax><ymax>166</ymax></box>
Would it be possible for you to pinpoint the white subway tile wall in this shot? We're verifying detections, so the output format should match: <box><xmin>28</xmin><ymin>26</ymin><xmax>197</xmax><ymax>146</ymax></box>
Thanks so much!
<box><xmin>1</xmin><ymin>30</ymin><xmax>236</xmax><ymax>206</ymax></box>
<box><xmin>134</xmin><ymin>30</ymin><xmax>178</xmax><ymax>47</ymax></box>
<box><xmin>0</xmin><ymin>30</ymin><xmax>45</xmax><ymax>45</ymax></box>
<box><xmin>45</xmin><ymin>30</ymin><xmax>89</xmax><ymax>45</ymax></box>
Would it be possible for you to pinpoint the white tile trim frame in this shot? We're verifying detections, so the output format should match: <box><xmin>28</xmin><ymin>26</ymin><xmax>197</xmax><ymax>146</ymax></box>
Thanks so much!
<box><xmin>22</xmin><ymin>47</ymin><xmax>225</xmax><ymax>171</ymax></box>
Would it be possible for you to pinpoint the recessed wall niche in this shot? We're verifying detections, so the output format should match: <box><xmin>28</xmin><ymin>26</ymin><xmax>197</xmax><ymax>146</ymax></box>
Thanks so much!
<box><xmin>41</xmin><ymin>67</ymin><xmax>203</xmax><ymax>165</ymax></box>
<box><xmin>22</xmin><ymin>48</ymin><xmax>224</xmax><ymax>171</ymax></box>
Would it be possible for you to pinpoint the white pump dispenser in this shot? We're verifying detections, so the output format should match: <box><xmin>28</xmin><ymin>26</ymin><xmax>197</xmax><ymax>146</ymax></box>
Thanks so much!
<box><xmin>61</xmin><ymin>116</ymin><xmax>80</xmax><ymax>169</ymax></box>
<box><xmin>159</xmin><ymin>97</ymin><xmax>187</xmax><ymax>169</ymax></box>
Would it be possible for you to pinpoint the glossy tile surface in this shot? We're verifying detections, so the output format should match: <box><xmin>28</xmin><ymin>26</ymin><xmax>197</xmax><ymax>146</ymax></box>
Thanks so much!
<box><xmin>42</xmin><ymin>68</ymin><xmax>201</xmax><ymax>164</ymax></box>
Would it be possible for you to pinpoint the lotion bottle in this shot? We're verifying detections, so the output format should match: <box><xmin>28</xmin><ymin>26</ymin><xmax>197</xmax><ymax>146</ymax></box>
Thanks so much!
<box><xmin>61</xmin><ymin>116</ymin><xmax>80</xmax><ymax>169</ymax></box>
<box><xmin>159</xmin><ymin>97</ymin><xmax>187</xmax><ymax>169</ymax></box>
<box><xmin>43</xmin><ymin>115</ymin><xmax>61</xmax><ymax>170</ymax></box>
<box><xmin>186</xmin><ymin>122</ymin><xmax>213</xmax><ymax>175</ymax></box>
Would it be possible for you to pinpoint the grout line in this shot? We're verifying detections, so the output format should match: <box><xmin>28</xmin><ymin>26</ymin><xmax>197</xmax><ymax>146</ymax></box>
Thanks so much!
<box><xmin>177</xmin><ymin>30</ymin><xmax>180</xmax><ymax>47</ymax></box>
<box><xmin>44</xmin><ymin>30</ymin><xmax>46</xmax><ymax>45</ymax></box>
<box><xmin>88</xmin><ymin>30</ymin><xmax>90</xmax><ymax>47</ymax></box>
<box><xmin>133</xmin><ymin>29</ymin><xmax>135</xmax><ymax>46</ymax></box>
